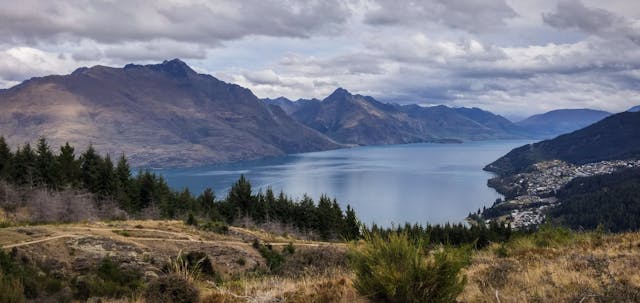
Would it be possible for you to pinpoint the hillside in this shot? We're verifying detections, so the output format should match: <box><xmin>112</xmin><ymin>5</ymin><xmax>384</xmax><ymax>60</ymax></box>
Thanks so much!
<box><xmin>485</xmin><ymin>111</ymin><xmax>640</xmax><ymax>175</ymax></box>
<box><xmin>0</xmin><ymin>59</ymin><xmax>339</xmax><ymax>167</ymax></box>
<box><xmin>629</xmin><ymin>105</ymin><xmax>640</xmax><ymax>112</ymax></box>
<box><xmin>2</xmin><ymin>221</ymin><xmax>639</xmax><ymax>302</ymax></box>
<box><xmin>516</xmin><ymin>108</ymin><xmax>610</xmax><ymax>138</ymax></box>
<box><xmin>276</xmin><ymin>89</ymin><xmax>528</xmax><ymax>145</ymax></box>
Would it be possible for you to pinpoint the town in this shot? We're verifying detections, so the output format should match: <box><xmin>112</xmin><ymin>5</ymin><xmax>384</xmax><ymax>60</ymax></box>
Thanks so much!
<box><xmin>478</xmin><ymin>159</ymin><xmax>640</xmax><ymax>229</ymax></box>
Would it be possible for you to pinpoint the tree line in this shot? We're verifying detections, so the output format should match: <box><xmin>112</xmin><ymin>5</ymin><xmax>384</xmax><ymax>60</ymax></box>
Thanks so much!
<box><xmin>366</xmin><ymin>220</ymin><xmax>513</xmax><ymax>249</ymax></box>
<box><xmin>0</xmin><ymin>136</ymin><xmax>519</xmax><ymax>245</ymax></box>
<box><xmin>0</xmin><ymin>137</ymin><xmax>360</xmax><ymax>240</ymax></box>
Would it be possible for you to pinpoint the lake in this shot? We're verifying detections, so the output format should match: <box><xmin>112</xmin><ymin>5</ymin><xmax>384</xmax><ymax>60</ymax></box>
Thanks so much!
<box><xmin>154</xmin><ymin>140</ymin><xmax>533</xmax><ymax>226</ymax></box>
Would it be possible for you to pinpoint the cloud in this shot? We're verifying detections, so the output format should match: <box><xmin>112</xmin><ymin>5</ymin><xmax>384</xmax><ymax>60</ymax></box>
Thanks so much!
<box><xmin>363</xmin><ymin>0</ymin><xmax>518</xmax><ymax>32</ymax></box>
<box><xmin>0</xmin><ymin>47</ymin><xmax>89</xmax><ymax>81</ymax></box>
<box><xmin>542</xmin><ymin>0</ymin><xmax>640</xmax><ymax>43</ymax></box>
<box><xmin>0</xmin><ymin>0</ymin><xmax>352</xmax><ymax>46</ymax></box>
<box><xmin>1</xmin><ymin>0</ymin><xmax>640</xmax><ymax>116</ymax></box>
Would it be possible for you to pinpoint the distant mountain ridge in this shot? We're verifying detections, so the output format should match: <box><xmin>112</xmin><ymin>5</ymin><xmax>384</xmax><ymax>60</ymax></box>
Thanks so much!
<box><xmin>265</xmin><ymin>89</ymin><xmax>529</xmax><ymax>145</ymax></box>
<box><xmin>628</xmin><ymin>105</ymin><xmax>640</xmax><ymax>112</ymax></box>
<box><xmin>0</xmin><ymin>59</ymin><xmax>339</xmax><ymax>167</ymax></box>
<box><xmin>485</xmin><ymin>111</ymin><xmax>640</xmax><ymax>175</ymax></box>
<box><xmin>516</xmin><ymin>109</ymin><xmax>611</xmax><ymax>138</ymax></box>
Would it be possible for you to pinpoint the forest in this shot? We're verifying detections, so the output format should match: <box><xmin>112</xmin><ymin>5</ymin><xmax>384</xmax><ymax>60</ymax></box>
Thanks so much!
<box><xmin>549</xmin><ymin>167</ymin><xmax>640</xmax><ymax>232</ymax></box>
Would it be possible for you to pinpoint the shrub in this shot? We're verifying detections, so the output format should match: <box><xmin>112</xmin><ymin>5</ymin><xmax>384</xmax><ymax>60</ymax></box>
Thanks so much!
<box><xmin>350</xmin><ymin>232</ymin><xmax>468</xmax><ymax>303</ymax></box>
<box><xmin>254</xmin><ymin>242</ymin><xmax>284</xmax><ymax>272</ymax></box>
<box><xmin>186</xmin><ymin>212</ymin><xmax>198</xmax><ymax>226</ymax></box>
<box><xmin>0</xmin><ymin>269</ymin><xmax>26</xmax><ymax>303</ymax></box>
<box><xmin>143</xmin><ymin>274</ymin><xmax>199</xmax><ymax>303</ymax></box>
<box><xmin>74</xmin><ymin>257</ymin><xmax>143</xmax><ymax>299</ymax></box>
<box><xmin>284</xmin><ymin>242</ymin><xmax>296</xmax><ymax>255</ymax></box>
<box><xmin>532</xmin><ymin>224</ymin><xmax>574</xmax><ymax>248</ymax></box>
<box><xmin>199</xmin><ymin>221</ymin><xmax>229</xmax><ymax>234</ymax></box>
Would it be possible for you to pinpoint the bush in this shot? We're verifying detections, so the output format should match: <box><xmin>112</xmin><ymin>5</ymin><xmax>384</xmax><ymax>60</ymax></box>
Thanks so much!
<box><xmin>143</xmin><ymin>274</ymin><xmax>199</xmax><ymax>303</ymax></box>
<box><xmin>254</xmin><ymin>242</ymin><xmax>284</xmax><ymax>272</ymax></box>
<box><xmin>74</xmin><ymin>257</ymin><xmax>143</xmax><ymax>299</ymax></box>
<box><xmin>186</xmin><ymin>212</ymin><xmax>198</xmax><ymax>226</ymax></box>
<box><xmin>199</xmin><ymin>221</ymin><xmax>229</xmax><ymax>234</ymax></box>
<box><xmin>284</xmin><ymin>242</ymin><xmax>296</xmax><ymax>255</ymax></box>
<box><xmin>350</xmin><ymin>232</ymin><xmax>468</xmax><ymax>303</ymax></box>
<box><xmin>0</xmin><ymin>269</ymin><xmax>26</xmax><ymax>303</ymax></box>
<box><xmin>532</xmin><ymin>224</ymin><xmax>574</xmax><ymax>248</ymax></box>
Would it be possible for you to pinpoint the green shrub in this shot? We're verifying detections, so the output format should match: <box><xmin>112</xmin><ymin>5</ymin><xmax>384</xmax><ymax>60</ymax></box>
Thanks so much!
<box><xmin>74</xmin><ymin>257</ymin><xmax>143</xmax><ymax>299</ymax></box>
<box><xmin>199</xmin><ymin>221</ymin><xmax>229</xmax><ymax>234</ymax></box>
<box><xmin>186</xmin><ymin>212</ymin><xmax>198</xmax><ymax>226</ymax></box>
<box><xmin>350</xmin><ymin>232</ymin><xmax>468</xmax><ymax>303</ymax></box>
<box><xmin>143</xmin><ymin>274</ymin><xmax>199</xmax><ymax>303</ymax></box>
<box><xmin>254</xmin><ymin>242</ymin><xmax>284</xmax><ymax>272</ymax></box>
<box><xmin>284</xmin><ymin>242</ymin><xmax>296</xmax><ymax>255</ymax></box>
<box><xmin>532</xmin><ymin>224</ymin><xmax>574</xmax><ymax>248</ymax></box>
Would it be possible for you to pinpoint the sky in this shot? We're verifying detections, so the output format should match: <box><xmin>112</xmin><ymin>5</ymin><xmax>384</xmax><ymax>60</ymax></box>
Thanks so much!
<box><xmin>1</xmin><ymin>0</ymin><xmax>639</xmax><ymax>118</ymax></box>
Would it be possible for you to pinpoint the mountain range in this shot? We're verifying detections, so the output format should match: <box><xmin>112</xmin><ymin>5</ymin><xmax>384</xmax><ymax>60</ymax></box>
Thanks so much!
<box><xmin>515</xmin><ymin>109</ymin><xmax>611</xmax><ymax>139</ymax></box>
<box><xmin>0</xmin><ymin>59</ymin><xmax>628</xmax><ymax>167</ymax></box>
<box><xmin>485</xmin><ymin>111</ymin><xmax>640</xmax><ymax>175</ymax></box>
<box><xmin>0</xmin><ymin>59</ymin><xmax>339</xmax><ymax>167</ymax></box>
<box><xmin>264</xmin><ymin>89</ymin><xmax>527</xmax><ymax>145</ymax></box>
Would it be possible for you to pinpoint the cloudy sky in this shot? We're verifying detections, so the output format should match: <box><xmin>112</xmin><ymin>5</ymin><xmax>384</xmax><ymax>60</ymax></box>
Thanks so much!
<box><xmin>1</xmin><ymin>0</ymin><xmax>639</xmax><ymax>118</ymax></box>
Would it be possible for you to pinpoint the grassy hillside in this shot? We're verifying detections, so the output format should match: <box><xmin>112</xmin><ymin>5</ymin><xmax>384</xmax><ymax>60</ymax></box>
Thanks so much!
<box><xmin>2</xmin><ymin>222</ymin><xmax>638</xmax><ymax>302</ymax></box>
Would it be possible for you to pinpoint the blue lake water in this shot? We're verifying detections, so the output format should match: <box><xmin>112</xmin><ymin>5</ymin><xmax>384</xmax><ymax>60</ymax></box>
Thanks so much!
<box><xmin>154</xmin><ymin>140</ymin><xmax>533</xmax><ymax>226</ymax></box>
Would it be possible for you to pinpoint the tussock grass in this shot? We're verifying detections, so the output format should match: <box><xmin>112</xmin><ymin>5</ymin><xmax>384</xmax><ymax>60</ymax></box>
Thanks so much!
<box><xmin>460</xmin><ymin>230</ymin><xmax>640</xmax><ymax>302</ymax></box>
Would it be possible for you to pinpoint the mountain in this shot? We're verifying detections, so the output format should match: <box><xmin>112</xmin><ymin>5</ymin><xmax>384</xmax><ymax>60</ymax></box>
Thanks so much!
<box><xmin>516</xmin><ymin>109</ymin><xmax>611</xmax><ymax>138</ymax></box>
<box><xmin>280</xmin><ymin>88</ymin><xmax>528</xmax><ymax>145</ymax></box>
<box><xmin>262</xmin><ymin>97</ymin><xmax>320</xmax><ymax>115</ymax></box>
<box><xmin>485</xmin><ymin>111</ymin><xmax>640</xmax><ymax>175</ymax></box>
<box><xmin>0</xmin><ymin>59</ymin><xmax>339</xmax><ymax>167</ymax></box>
<box><xmin>290</xmin><ymin>88</ymin><xmax>426</xmax><ymax>145</ymax></box>
<box><xmin>628</xmin><ymin>105</ymin><xmax>640</xmax><ymax>112</ymax></box>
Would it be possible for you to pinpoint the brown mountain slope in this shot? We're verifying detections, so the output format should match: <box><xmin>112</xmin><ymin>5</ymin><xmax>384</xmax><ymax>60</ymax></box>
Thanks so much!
<box><xmin>0</xmin><ymin>59</ymin><xmax>339</xmax><ymax>167</ymax></box>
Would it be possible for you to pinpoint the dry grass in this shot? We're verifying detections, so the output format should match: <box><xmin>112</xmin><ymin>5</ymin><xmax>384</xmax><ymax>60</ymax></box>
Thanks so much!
<box><xmin>460</xmin><ymin>231</ymin><xmax>640</xmax><ymax>302</ymax></box>
<box><xmin>201</xmin><ymin>268</ymin><xmax>369</xmax><ymax>303</ymax></box>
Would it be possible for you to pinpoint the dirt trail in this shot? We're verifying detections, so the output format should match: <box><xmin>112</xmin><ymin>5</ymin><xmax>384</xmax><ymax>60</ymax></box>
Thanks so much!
<box><xmin>1</xmin><ymin>226</ymin><xmax>345</xmax><ymax>250</ymax></box>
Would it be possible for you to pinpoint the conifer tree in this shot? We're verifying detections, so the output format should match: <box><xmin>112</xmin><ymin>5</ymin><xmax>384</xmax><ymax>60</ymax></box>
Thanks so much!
<box><xmin>35</xmin><ymin>137</ymin><xmax>57</xmax><ymax>188</ymax></box>
<box><xmin>97</xmin><ymin>154</ymin><xmax>116</xmax><ymax>199</ymax></box>
<box><xmin>228</xmin><ymin>174</ymin><xmax>252</xmax><ymax>217</ymax></box>
<box><xmin>343</xmin><ymin>205</ymin><xmax>361</xmax><ymax>240</ymax></box>
<box><xmin>115</xmin><ymin>153</ymin><xmax>132</xmax><ymax>210</ymax></box>
<box><xmin>0</xmin><ymin>136</ymin><xmax>12</xmax><ymax>179</ymax></box>
<box><xmin>58</xmin><ymin>142</ymin><xmax>80</xmax><ymax>187</ymax></box>
<box><xmin>80</xmin><ymin>144</ymin><xmax>102</xmax><ymax>194</ymax></box>
<box><xmin>12</xmin><ymin>143</ymin><xmax>36</xmax><ymax>187</ymax></box>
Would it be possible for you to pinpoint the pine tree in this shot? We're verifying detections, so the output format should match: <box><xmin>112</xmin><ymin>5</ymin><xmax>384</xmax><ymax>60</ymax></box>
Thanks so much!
<box><xmin>316</xmin><ymin>195</ymin><xmax>334</xmax><ymax>240</ymax></box>
<box><xmin>58</xmin><ymin>142</ymin><xmax>80</xmax><ymax>187</ymax></box>
<box><xmin>228</xmin><ymin>175</ymin><xmax>252</xmax><ymax>217</ymax></box>
<box><xmin>0</xmin><ymin>136</ymin><xmax>12</xmax><ymax>179</ymax></box>
<box><xmin>80</xmin><ymin>144</ymin><xmax>102</xmax><ymax>194</ymax></box>
<box><xmin>343</xmin><ymin>205</ymin><xmax>360</xmax><ymax>241</ymax></box>
<box><xmin>11</xmin><ymin>143</ymin><xmax>36</xmax><ymax>187</ymax></box>
<box><xmin>115</xmin><ymin>153</ymin><xmax>132</xmax><ymax>210</ymax></box>
<box><xmin>198</xmin><ymin>188</ymin><xmax>221</xmax><ymax>221</ymax></box>
<box><xmin>97</xmin><ymin>154</ymin><xmax>116</xmax><ymax>199</ymax></box>
<box><xmin>35</xmin><ymin>137</ymin><xmax>57</xmax><ymax>188</ymax></box>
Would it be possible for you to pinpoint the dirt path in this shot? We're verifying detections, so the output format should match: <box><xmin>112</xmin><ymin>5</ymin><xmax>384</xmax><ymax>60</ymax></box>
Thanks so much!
<box><xmin>1</xmin><ymin>226</ymin><xmax>346</xmax><ymax>250</ymax></box>
<box><xmin>2</xmin><ymin>234</ymin><xmax>80</xmax><ymax>249</ymax></box>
